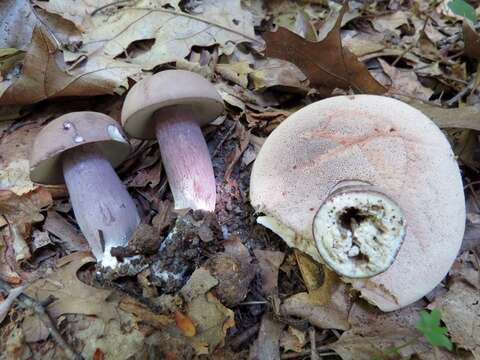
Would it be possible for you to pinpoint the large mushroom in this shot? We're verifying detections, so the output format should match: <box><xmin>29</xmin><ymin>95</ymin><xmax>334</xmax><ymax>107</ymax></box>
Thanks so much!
<box><xmin>250</xmin><ymin>95</ymin><xmax>465</xmax><ymax>311</ymax></box>
<box><xmin>121</xmin><ymin>70</ymin><xmax>224</xmax><ymax>212</ymax></box>
<box><xmin>30</xmin><ymin>112</ymin><xmax>140</xmax><ymax>268</ymax></box>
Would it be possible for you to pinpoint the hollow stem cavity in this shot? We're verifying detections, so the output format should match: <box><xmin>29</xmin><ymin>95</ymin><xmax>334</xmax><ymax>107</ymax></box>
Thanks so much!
<box><xmin>313</xmin><ymin>181</ymin><xmax>405</xmax><ymax>278</ymax></box>
<box><xmin>154</xmin><ymin>106</ymin><xmax>216</xmax><ymax>212</ymax></box>
<box><xmin>62</xmin><ymin>144</ymin><xmax>140</xmax><ymax>268</ymax></box>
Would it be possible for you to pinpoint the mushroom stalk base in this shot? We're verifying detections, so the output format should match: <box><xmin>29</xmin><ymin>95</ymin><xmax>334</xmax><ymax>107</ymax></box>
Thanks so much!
<box><xmin>62</xmin><ymin>145</ymin><xmax>140</xmax><ymax>268</ymax></box>
<box><xmin>154</xmin><ymin>107</ymin><xmax>216</xmax><ymax>212</ymax></box>
<box><xmin>313</xmin><ymin>181</ymin><xmax>405</xmax><ymax>279</ymax></box>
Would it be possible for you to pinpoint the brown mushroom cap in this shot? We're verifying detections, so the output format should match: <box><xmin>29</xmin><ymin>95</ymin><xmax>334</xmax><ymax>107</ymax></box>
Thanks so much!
<box><xmin>121</xmin><ymin>70</ymin><xmax>224</xmax><ymax>139</ymax></box>
<box><xmin>30</xmin><ymin>112</ymin><xmax>131</xmax><ymax>185</ymax></box>
<box><xmin>250</xmin><ymin>95</ymin><xmax>465</xmax><ymax>311</ymax></box>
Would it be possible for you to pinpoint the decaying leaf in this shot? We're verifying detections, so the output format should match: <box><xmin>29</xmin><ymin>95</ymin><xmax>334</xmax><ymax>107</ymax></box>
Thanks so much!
<box><xmin>0</xmin><ymin>26</ymin><xmax>140</xmax><ymax>106</ymax></box>
<box><xmin>175</xmin><ymin>310</ymin><xmax>196</xmax><ymax>337</ymax></box>
<box><xmin>250</xmin><ymin>58</ymin><xmax>309</xmax><ymax>93</ymax></box>
<box><xmin>264</xmin><ymin>3</ymin><xmax>385</xmax><ymax>97</ymax></box>
<box><xmin>281</xmin><ymin>281</ymin><xmax>351</xmax><ymax>331</ymax></box>
<box><xmin>330</xmin><ymin>301</ymin><xmax>459</xmax><ymax>360</ymax></box>
<box><xmin>253</xmin><ymin>249</ymin><xmax>285</xmax><ymax>296</ymax></box>
<box><xmin>380</xmin><ymin>59</ymin><xmax>433</xmax><ymax>101</ymax></box>
<box><xmin>0</xmin><ymin>188</ymin><xmax>52</xmax><ymax>225</ymax></box>
<box><xmin>431</xmin><ymin>281</ymin><xmax>480</xmax><ymax>357</ymax></box>
<box><xmin>25</xmin><ymin>252</ymin><xmax>117</xmax><ymax>320</ymax></box>
<box><xmin>280</xmin><ymin>326</ymin><xmax>307</xmax><ymax>353</ymax></box>
<box><xmin>43</xmin><ymin>210</ymin><xmax>89</xmax><ymax>253</ymax></box>
<box><xmin>249</xmin><ymin>313</ymin><xmax>284</xmax><ymax>360</ymax></box>
<box><xmin>463</xmin><ymin>21</ymin><xmax>480</xmax><ymax>61</ymax></box>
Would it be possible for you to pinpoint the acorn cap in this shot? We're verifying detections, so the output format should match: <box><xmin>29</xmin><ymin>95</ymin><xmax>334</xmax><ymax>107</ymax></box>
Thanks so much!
<box><xmin>121</xmin><ymin>70</ymin><xmax>224</xmax><ymax>139</ymax></box>
<box><xmin>30</xmin><ymin>112</ymin><xmax>131</xmax><ymax>185</ymax></box>
<box><xmin>250</xmin><ymin>95</ymin><xmax>465</xmax><ymax>311</ymax></box>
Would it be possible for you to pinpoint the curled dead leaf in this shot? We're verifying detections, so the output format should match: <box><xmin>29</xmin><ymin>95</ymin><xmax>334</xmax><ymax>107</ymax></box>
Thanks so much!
<box><xmin>175</xmin><ymin>310</ymin><xmax>196</xmax><ymax>337</ymax></box>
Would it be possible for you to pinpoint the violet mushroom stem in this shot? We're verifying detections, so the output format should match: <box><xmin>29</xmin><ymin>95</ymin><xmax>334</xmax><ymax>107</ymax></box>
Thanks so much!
<box><xmin>153</xmin><ymin>106</ymin><xmax>216</xmax><ymax>212</ymax></box>
<box><xmin>62</xmin><ymin>144</ymin><xmax>140</xmax><ymax>268</ymax></box>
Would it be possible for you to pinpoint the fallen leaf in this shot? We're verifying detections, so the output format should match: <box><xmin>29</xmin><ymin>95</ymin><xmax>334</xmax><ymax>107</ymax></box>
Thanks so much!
<box><xmin>0</xmin><ymin>226</ymin><xmax>22</xmax><ymax>284</ymax></box>
<box><xmin>225</xmin><ymin>122</ymin><xmax>251</xmax><ymax>180</ymax></box>
<box><xmin>25</xmin><ymin>252</ymin><xmax>117</xmax><ymax>320</ymax></box>
<box><xmin>9</xmin><ymin>223</ymin><xmax>31</xmax><ymax>262</ymax></box>
<box><xmin>281</xmin><ymin>281</ymin><xmax>351</xmax><ymax>330</ymax></box>
<box><xmin>43</xmin><ymin>210</ymin><xmax>89</xmax><ymax>253</ymax></box>
<box><xmin>21</xmin><ymin>314</ymin><xmax>49</xmax><ymax>343</ymax></box>
<box><xmin>180</xmin><ymin>267</ymin><xmax>218</xmax><ymax>303</ymax></box>
<box><xmin>371</xmin><ymin>12</ymin><xmax>409</xmax><ymax>35</ymax></box>
<box><xmin>0</xmin><ymin>26</ymin><xmax>140</xmax><ymax>106</ymax></box>
<box><xmin>118</xmin><ymin>296</ymin><xmax>173</xmax><ymax>329</ymax></box>
<box><xmin>253</xmin><ymin>249</ymin><xmax>285</xmax><ymax>296</ymax></box>
<box><xmin>280</xmin><ymin>326</ymin><xmax>307</xmax><ymax>353</ymax></box>
<box><xmin>0</xmin><ymin>188</ymin><xmax>52</xmax><ymax>225</ymax></box>
<box><xmin>463</xmin><ymin>21</ymin><xmax>480</xmax><ymax>61</ymax></box>
<box><xmin>0</xmin><ymin>285</ymin><xmax>26</xmax><ymax>324</ymax></box>
<box><xmin>380</xmin><ymin>59</ymin><xmax>433</xmax><ymax>101</ymax></box>
<box><xmin>31</xmin><ymin>230</ymin><xmax>52</xmax><ymax>252</ymax></box>
<box><xmin>175</xmin><ymin>310</ymin><xmax>196</xmax><ymax>337</ymax></box>
<box><xmin>0</xmin><ymin>0</ymin><xmax>37</xmax><ymax>50</ymax></box>
<box><xmin>431</xmin><ymin>281</ymin><xmax>480</xmax><ymax>357</ymax></box>
<box><xmin>216</xmin><ymin>62</ymin><xmax>253</xmax><ymax>88</ymax></box>
<box><xmin>186</xmin><ymin>292</ymin><xmax>235</xmax><ymax>355</ymax></box>
<box><xmin>52</xmin><ymin>0</ymin><xmax>258</xmax><ymax>69</ymax></box>
<box><xmin>250</xmin><ymin>58</ymin><xmax>309</xmax><ymax>93</ymax></box>
<box><xmin>400</xmin><ymin>97</ymin><xmax>480</xmax><ymax>130</ymax></box>
<box><xmin>249</xmin><ymin>313</ymin><xmax>284</xmax><ymax>360</ymax></box>
<box><xmin>330</xmin><ymin>301</ymin><xmax>458</xmax><ymax>360</ymax></box>
<box><xmin>264</xmin><ymin>3</ymin><xmax>385</xmax><ymax>97</ymax></box>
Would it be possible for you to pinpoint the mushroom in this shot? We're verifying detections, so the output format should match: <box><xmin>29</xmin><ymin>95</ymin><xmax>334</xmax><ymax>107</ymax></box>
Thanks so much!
<box><xmin>121</xmin><ymin>70</ymin><xmax>224</xmax><ymax>212</ymax></box>
<box><xmin>30</xmin><ymin>112</ymin><xmax>140</xmax><ymax>268</ymax></box>
<box><xmin>250</xmin><ymin>95</ymin><xmax>465</xmax><ymax>311</ymax></box>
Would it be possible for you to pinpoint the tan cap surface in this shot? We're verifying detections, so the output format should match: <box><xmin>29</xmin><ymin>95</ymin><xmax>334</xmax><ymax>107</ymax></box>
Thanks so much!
<box><xmin>250</xmin><ymin>95</ymin><xmax>465</xmax><ymax>311</ymax></box>
<box><xmin>121</xmin><ymin>70</ymin><xmax>224</xmax><ymax>139</ymax></box>
<box><xmin>30</xmin><ymin>112</ymin><xmax>131</xmax><ymax>185</ymax></box>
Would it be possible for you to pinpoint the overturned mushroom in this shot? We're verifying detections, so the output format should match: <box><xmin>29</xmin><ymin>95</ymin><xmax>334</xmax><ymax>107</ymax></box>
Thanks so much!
<box><xmin>250</xmin><ymin>95</ymin><xmax>465</xmax><ymax>311</ymax></box>
<box><xmin>121</xmin><ymin>70</ymin><xmax>224</xmax><ymax>212</ymax></box>
<box><xmin>30</xmin><ymin>112</ymin><xmax>140</xmax><ymax>268</ymax></box>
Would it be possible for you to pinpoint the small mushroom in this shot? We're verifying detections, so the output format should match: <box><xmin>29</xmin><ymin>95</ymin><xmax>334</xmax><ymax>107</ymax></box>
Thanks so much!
<box><xmin>121</xmin><ymin>70</ymin><xmax>224</xmax><ymax>212</ymax></box>
<box><xmin>30</xmin><ymin>112</ymin><xmax>140</xmax><ymax>268</ymax></box>
<box><xmin>250</xmin><ymin>95</ymin><xmax>465</xmax><ymax>311</ymax></box>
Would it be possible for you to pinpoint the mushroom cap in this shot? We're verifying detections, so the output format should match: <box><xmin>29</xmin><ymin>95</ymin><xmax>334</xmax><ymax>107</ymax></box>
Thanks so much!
<box><xmin>30</xmin><ymin>112</ymin><xmax>131</xmax><ymax>185</ymax></box>
<box><xmin>121</xmin><ymin>70</ymin><xmax>224</xmax><ymax>139</ymax></box>
<box><xmin>250</xmin><ymin>95</ymin><xmax>466</xmax><ymax>311</ymax></box>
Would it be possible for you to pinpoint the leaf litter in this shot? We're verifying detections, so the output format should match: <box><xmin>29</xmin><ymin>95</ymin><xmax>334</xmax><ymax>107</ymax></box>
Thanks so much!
<box><xmin>1</xmin><ymin>0</ymin><xmax>480</xmax><ymax>359</ymax></box>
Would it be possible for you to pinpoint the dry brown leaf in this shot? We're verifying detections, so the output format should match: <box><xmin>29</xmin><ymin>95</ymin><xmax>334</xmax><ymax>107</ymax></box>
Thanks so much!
<box><xmin>250</xmin><ymin>58</ymin><xmax>309</xmax><ymax>93</ymax></box>
<box><xmin>400</xmin><ymin>97</ymin><xmax>480</xmax><ymax>130</ymax></box>
<box><xmin>180</xmin><ymin>267</ymin><xmax>218</xmax><ymax>303</ymax></box>
<box><xmin>0</xmin><ymin>188</ymin><xmax>52</xmax><ymax>225</ymax></box>
<box><xmin>225</xmin><ymin>122</ymin><xmax>251</xmax><ymax>180</ymax></box>
<box><xmin>463</xmin><ymin>21</ymin><xmax>480</xmax><ymax>61</ymax></box>
<box><xmin>186</xmin><ymin>292</ymin><xmax>235</xmax><ymax>355</ymax></box>
<box><xmin>43</xmin><ymin>0</ymin><xmax>258</xmax><ymax>69</ymax></box>
<box><xmin>371</xmin><ymin>12</ymin><xmax>409</xmax><ymax>34</ymax></box>
<box><xmin>0</xmin><ymin>226</ymin><xmax>22</xmax><ymax>284</ymax></box>
<box><xmin>216</xmin><ymin>62</ymin><xmax>253</xmax><ymax>88</ymax></box>
<box><xmin>431</xmin><ymin>281</ymin><xmax>480</xmax><ymax>357</ymax></box>
<box><xmin>249</xmin><ymin>313</ymin><xmax>284</xmax><ymax>360</ymax></box>
<box><xmin>175</xmin><ymin>310</ymin><xmax>196</xmax><ymax>337</ymax></box>
<box><xmin>0</xmin><ymin>0</ymin><xmax>37</xmax><ymax>50</ymax></box>
<box><xmin>118</xmin><ymin>296</ymin><xmax>173</xmax><ymax>329</ymax></box>
<box><xmin>43</xmin><ymin>210</ymin><xmax>89</xmax><ymax>253</ymax></box>
<box><xmin>264</xmin><ymin>3</ymin><xmax>385</xmax><ymax>97</ymax></box>
<box><xmin>253</xmin><ymin>249</ymin><xmax>285</xmax><ymax>296</ymax></box>
<box><xmin>280</xmin><ymin>326</ymin><xmax>307</xmax><ymax>353</ymax></box>
<box><xmin>380</xmin><ymin>59</ymin><xmax>433</xmax><ymax>101</ymax></box>
<box><xmin>0</xmin><ymin>26</ymin><xmax>140</xmax><ymax>106</ymax></box>
<box><xmin>21</xmin><ymin>314</ymin><xmax>49</xmax><ymax>343</ymax></box>
<box><xmin>281</xmin><ymin>281</ymin><xmax>351</xmax><ymax>330</ymax></box>
<box><xmin>25</xmin><ymin>252</ymin><xmax>117</xmax><ymax>320</ymax></box>
<box><xmin>330</xmin><ymin>301</ymin><xmax>461</xmax><ymax>360</ymax></box>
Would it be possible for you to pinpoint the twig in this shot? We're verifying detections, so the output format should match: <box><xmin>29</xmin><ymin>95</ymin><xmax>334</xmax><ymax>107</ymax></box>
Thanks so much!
<box><xmin>0</xmin><ymin>280</ymin><xmax>83</xmax><ymax>360</ymax></box>
<box><xmin>91</xmin><ymin>0</ymin><xmax>133</xmax><ymax>16</ymax></box>
<box><xmin>280</xmin><ymin>346</ymin><xmax>334</xmax><ymax>359</ymax></box>
<box><xmin>392</xmin><ymin>16</ymin><xmax>429</xmax><ymax>67</ymax></box>
<box><xmin>446</xmin><ymin>75</ymin><xmax>476</xmax><ymax>107</ymax></box>
<box><xmin>309</xmin><ymin>327</ymin><xmax>320</xmax><ymax>360</ymax></box>
<box><xmin>229</xmin><ymin>323</ymin><xmax>260</xmax><ymax>350</ymax></box>
<box><xmin>212</xmin><ymin>121</ymin><xmax>237</xmax><ymax>158</ymax></box>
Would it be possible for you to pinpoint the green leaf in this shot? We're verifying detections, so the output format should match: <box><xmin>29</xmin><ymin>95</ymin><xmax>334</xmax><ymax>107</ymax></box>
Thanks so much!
<box><xmin>448</xmin><ymin>0</ymin><xmax>477</xmax><ymax>23</ymax></box>
<box><xmin>416</xmin><ymin>309</ymin><xmax>453</xmax><ymax>351</ymax></box>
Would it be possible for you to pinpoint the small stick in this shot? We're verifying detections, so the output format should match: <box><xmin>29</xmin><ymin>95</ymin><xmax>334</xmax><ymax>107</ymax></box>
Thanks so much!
<box><xmin>0</xmin><ymin>280</ymin><xmax>83</xmax><ymax>360</ymax></box>
<box><xmin>309</xmin><ymin>327</ymin><xmax>320</xmax><ymax>360</ymax></box>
